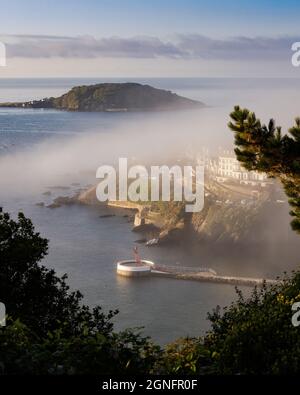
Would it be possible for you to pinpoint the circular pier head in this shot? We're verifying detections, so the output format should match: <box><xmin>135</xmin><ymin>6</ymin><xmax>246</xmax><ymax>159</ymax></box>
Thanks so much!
<box><xmin>117</xmin><ymin>260</ymin><xmax>154</xmax><ymax>277</ymax></box>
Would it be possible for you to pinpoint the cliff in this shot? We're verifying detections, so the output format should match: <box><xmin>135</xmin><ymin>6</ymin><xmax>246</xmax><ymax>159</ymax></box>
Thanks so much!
<box><xmin>0</xmin><ymin>83</ymin><xmax>203</xmax><ymax>112</ymax></box>
<box><xmin>54</xmin><ymin>181</ymin><xmax>276</xmax><ymax>245</ymax></box>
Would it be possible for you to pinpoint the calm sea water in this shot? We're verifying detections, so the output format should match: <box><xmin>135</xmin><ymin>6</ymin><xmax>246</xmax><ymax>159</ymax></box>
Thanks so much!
<box><xmin>0</xmin><ymin>78</ymin><xmax>299</xmax><ymax>344</ymax></box>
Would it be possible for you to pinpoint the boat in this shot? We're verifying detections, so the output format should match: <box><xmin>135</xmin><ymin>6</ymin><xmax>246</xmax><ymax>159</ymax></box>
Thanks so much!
<box><xmin>145</xmin><ymin>238</ymin><xmax>159</xmax><ymax>246</ymax></box>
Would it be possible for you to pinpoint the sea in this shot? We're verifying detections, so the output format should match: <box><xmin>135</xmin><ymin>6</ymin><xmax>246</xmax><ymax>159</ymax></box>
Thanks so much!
<box><xmin>0</xmin><ymin>77</ymin><xmax>299</xmax><ymax>344</ymax></box>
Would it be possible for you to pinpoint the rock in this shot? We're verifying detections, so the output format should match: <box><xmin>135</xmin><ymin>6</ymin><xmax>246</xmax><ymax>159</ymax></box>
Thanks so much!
<box><xmin>158</xmin><ymin>228</ymin><xmax>183</xmax><ymax>245</ymax></box>
<box><xmin>145</xmin><ymin>238</ymin><xmax>159</xmax><ymax>246</ymax></box>
<box><xmin>78</xmin><ymin>186</ymin><xmax>99</xmax><ymax>205</ymax></box>
<box><xmin>35</xmin><ymin>202</ymin><xmax>45</xmax><ymax>207</ymax></box>
<box><xmin>53</xmin><ymin>195</ymin><xmax>78</xmax><ymax>205</ymax></box>
<box><xmin>46</xmin><ymin>195</ymin><xmax>78</xmax><ymax>209</ymax></box>
<box><xmin>48</xmin><ymin>186</ymin><xmax>71</xmax><ymax>190</ymax></box>
<box><xmin>134</xmin><ymin>238</ymin><xmax>147</xmax><ymax>244</ymax></box>
<box><xmin>132</xmin><ymin>223</ymin><xmax>159</xmax><ymax>233</ymax></box>
<box><xmin>0</xmin><ymin>83</ymin><xmax>204</xmax><ymax>112</ymax></box>
<box><xmin>46</xmin><ymin>203</ymin><xmax>61</xmax><ymax>209</ymax></box>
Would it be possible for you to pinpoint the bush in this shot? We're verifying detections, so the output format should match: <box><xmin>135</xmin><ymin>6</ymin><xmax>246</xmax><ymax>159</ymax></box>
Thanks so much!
<box><xmin>160</xmin><ymin>273</ymin><xmax>300</xmax><ymax>375</ymax></box>
<box><xmin>205</xmin><ymin>274</ymin><xmax>300</xmax><ymax>374</ymax></box>
<box><xmin>2</xmin><ymin>210</ymin><xmax>300</xmax><ymax>375</ymax></box>
<box><xmin>0</xmin><ymin>320</ymin><xmax>161</xmax><ymax>375</ymax></box>
<box><xmin>155</xmin><ymin>337</ymin><xmax>213</xmax><ymax>374</ymax></box>
<box><xmin>0</xmin><ymin>211</ymin><xmax>116</xmax><ymax>337</ymax></box>
<box><xmin>0</xmin><ymin>211</ymin><xmax>161</xmax><ymax>374</ymax></box>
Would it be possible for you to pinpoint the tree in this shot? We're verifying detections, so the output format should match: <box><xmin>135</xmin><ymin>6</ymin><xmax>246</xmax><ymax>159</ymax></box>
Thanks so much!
<box><xmin>0</xmin><ymin>211</ymin><xmax>116</xmax><ymax>337</ymax></box>
<box><xmin>0</xmin><ymin>211</ymin><xmax>161</xmax><ymax>374</ymax></box>
<box><xmin>154</xmin><ymin>271</ymin><xmax>300</xmax><ymax>375</ymax></box>
<box><xmin>205</xmin><ymin>273</ymin><xmax>300</xmax><ymax>374</ymax></box>
<box><xmin>0</xmin><ymin>319</ymin><xmax>160</xmax><ymax>375</ymax></box>
<box><xmin>228</xmin><ymin>106</ymin><xmax>300</xmax><ymax>233</ymax></box>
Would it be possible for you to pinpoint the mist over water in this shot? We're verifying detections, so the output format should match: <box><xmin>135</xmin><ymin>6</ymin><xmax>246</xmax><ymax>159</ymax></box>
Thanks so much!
<box><xmin>0</xmin><ymin>78</ymin><xmax>299</xmax><ymax>343</ymax></box>
<box><xmin>2</xmin><ymin>78</ymin><xmax>300</xmax><ymax>193</ymax></box>
<box><xmin>0</xmin><ymin>108</ymin><xmax>230</xmax><ymax>194</ymax></box>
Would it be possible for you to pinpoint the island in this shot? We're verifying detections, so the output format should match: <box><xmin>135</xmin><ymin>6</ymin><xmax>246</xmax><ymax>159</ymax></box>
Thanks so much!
<box><xmin>0</xmin><ymin>82</ymin><xmax>204</xmax><ymax>112</ymax></box>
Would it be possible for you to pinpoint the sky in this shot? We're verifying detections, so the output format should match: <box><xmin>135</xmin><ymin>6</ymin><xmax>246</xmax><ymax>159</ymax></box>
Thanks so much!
<box><xmin>0</xmin><ymin>0</ymin><xmax>300</xmax><ymax>77</ymax></box>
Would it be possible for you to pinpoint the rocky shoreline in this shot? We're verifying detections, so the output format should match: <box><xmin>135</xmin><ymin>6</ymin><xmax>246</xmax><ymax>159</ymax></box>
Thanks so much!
<box><xmin>36</xmin><ymin>178</ymin><xmax>279</xmax><ymax>248</ymax></box>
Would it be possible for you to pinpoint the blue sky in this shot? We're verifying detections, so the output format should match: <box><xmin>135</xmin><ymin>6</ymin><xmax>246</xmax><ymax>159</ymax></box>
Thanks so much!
<box><xmin>1</xmin><ymin>0</ymin><xmax>300</xmax><ymax>37</ymax></box>
<box><xmin>0</xmin><ymin>0</ymin><xmax>300</xmax><ymax>77</ymax></box>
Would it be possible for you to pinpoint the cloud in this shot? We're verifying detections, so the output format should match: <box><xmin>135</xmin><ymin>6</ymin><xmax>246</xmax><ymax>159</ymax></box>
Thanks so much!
<box><xmin>0</xmin><ymin>33</ymin><xmax>295</xmax><ymax>61</ymax></box>
<box><xmin>2</xmin><ymin>35</ymin><xmax>184</xmax><ymax>59</ymax></box>
<box><xmin>176</xmin><ymin>34</ymin><xmax>294</xmax><ymax>60</ymax></box>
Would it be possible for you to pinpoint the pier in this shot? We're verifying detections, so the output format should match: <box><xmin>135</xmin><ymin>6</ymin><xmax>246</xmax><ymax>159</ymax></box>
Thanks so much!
<box><xmin>151</xmin><ymin>264</ymin><xmax>277</xmax><ymax>287</ymax></box>
<box><xmin>152</xmin><ymin>270</ymin><xmax>276</xmax><ymax>287</ymax></box>
<box><xmin>117</xmin><ymin>260</ymin><xmax>277</xmax><ymax>287</ymax></box>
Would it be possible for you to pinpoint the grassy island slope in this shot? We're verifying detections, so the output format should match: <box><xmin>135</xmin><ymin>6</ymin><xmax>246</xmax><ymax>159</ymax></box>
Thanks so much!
<box><xmin>0</xmin><ymin>82</ymin><xmax>204</xmax><ymax>112</ymax></box>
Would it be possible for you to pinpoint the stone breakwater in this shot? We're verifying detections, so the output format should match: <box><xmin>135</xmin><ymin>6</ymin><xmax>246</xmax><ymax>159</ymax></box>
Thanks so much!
<box><xmin>150</xmin><ymin>264</ymin><xmax>277</xmax><ymax>287</ymax></box>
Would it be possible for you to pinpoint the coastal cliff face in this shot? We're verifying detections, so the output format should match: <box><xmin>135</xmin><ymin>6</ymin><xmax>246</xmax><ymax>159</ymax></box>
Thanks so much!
<box><xmin>61</xmin><ymin>175</ymin><xmax>294</xmax><ymax>247</ymax></box>
<box><xmin>75</xmin><ymin>183</ymin><xmax>268</xmax><ymax>244</ymax></box>
<box><xmin>139</xmin><ymin>201</ymin><xmax>267</xmax><ymax>245</ymax></box>
<box><xmin>0</xmin><ymin>83</ymin><xmax>203</xmax><ymax>112</ymax></box>
<box><xmin>189</xmin><ymin>201</ymin><xmax>263</xmax><ymax>243</ymax></box>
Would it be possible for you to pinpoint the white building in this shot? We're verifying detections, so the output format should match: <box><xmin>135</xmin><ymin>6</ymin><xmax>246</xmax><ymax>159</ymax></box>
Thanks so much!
<box><xmin>196</xmin><ymin>148</ymin><xmax>270</xmax><ymax>187</ymax></box>
<box><xmin>217</xmin><ymin>155</ymin><xmax>268</xmax><ymax>186</ymax></box>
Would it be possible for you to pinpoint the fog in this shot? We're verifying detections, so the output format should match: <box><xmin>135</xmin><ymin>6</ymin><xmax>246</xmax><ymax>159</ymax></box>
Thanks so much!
<box><xmin>0</xmin><ymin>78</ymin><xmax>299</xmax><ymax>283</ymax></box>
<box><xmin>2</xmin><ymin>80</ymin><xmax>300</xmax><ymax>196</ymax></box>
<box><xmin>0</xmin><ymin>107</ymin><xmax>234</xmax><ymax>196</ymax></box>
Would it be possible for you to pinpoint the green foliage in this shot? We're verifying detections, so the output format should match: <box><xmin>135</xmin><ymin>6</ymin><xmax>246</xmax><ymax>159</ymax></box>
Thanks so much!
<box><xmin>152</xmin><ymin>201</ymin><xmax>185</xmax><ymax>223</ymax></box>
<box><xmin>0</xmin><ymin>320</ymin><xmax>160</xmax><ymax>375</ymax></box>
<box><xmin>47</xmin><ymin>83</ymin><xmax>199</xmax><ymax>111</ymax></box>
<box><xmin>2</xmin><ymin>211</ymin><xmax>300</xmax><ymax>375</ymax></box>
<box><xmin>228</xmin><ymin>106</ymin><xmax>300</xmax><ymax>233</ymax></box>
<box><xmin>205</xmin><ymin>273</ymin><xmax>300</xmax><ymax>374</ymax></box>
<box><xmin>156</xmin><ymin>272</ymin><xmax>300</xmax><ymax>375</ymax></box>
<box><xmin>0</xmin><ymin>211</ymin><xmax>160</xmax><ymax>374</ymax></box>
<box><xmin>0</xmin><ymin>211</ymin><xmax>116</xmax><ymax>338</ymax></box>
<box><xmin>155</xmin><ymin>337</ymin><xmax>213</xmax><ymax>375</ymax></box>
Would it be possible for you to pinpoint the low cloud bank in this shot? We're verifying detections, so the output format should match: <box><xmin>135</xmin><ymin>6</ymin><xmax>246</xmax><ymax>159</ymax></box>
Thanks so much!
<box><xmin>1</xmin><ymin>33</ymin><xmax>295</xmax><ymax>61</ymax></box>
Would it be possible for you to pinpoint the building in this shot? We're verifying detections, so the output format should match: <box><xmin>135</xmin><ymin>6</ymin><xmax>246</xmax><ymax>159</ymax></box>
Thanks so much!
<box><xmin>216</xmin><ymin>154</ymin><xmax>268</xmax><ymax>186</ymax></box>
<box><xmin>196</xmin><ymin>148</ymin><xmax>269</xmax><ymax>187</ymax></box>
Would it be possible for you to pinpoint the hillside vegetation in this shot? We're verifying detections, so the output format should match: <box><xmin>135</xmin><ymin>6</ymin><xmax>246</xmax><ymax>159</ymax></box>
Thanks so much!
<box><xmin>0</xmin><ymin>83</ymin><xmax>203</xmax><ymax>112</ymax></box>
